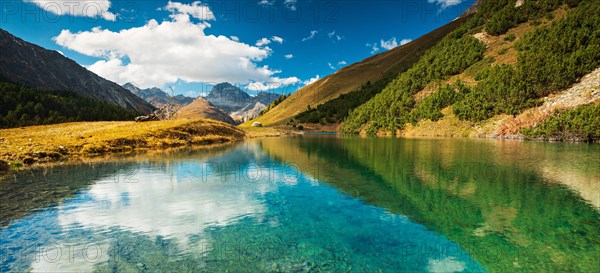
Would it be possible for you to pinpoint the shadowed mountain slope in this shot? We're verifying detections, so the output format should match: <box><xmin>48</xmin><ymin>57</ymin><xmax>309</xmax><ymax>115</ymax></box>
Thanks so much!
<box><xmin>0</xmin><ymin>28</ymin><xmax>154</xmax><ymax>114</ymax></box>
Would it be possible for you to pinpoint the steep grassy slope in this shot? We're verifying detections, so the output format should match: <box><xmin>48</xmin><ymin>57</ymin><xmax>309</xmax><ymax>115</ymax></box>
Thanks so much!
<box><xmin>0</xmin><ymin>29</ymin><xmax>154</xmax><ymax>114</ymax></box>
<box><xmin>342</xmin><ymin>0</ymin><xmax>599</xmax><ymax>140</ymax></box>
<box><xmin>343</xmin><ymin>36</ymin><xmax>486</xmax><ymax>134</ymax></box>
<box><xmin>293</xmin><ymin>75</ymin><xmax>394</xmax><ymax>125</ymax></box>
<box><xmin>243</xmin><ymin>16</ymin><xmax>471</xmax><ymax>127</ymax></box>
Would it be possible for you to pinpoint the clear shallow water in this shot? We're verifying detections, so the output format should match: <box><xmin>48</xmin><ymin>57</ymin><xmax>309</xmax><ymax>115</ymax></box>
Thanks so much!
<box><xmin>1</xmin><ymin>136</ymin><xmax>599</xmax><ymax>272</ymax></box>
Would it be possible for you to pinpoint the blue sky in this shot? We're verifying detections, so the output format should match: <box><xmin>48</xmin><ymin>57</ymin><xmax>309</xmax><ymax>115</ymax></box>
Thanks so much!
<box><xmin>1</xmin><ymin>0</ymin><xmax>474</xmax><ymax>97</ymax></box>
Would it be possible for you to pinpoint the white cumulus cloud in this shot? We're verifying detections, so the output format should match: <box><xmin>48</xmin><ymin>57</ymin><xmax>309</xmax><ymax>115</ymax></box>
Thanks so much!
<box><xmin>25</xmin><ymin>0</ymin><xmax>116</xmax><ymax>21</ymax></box>
<box><xmin>379</xmin><ymin>37</ymin><xmax>412</xmax><ymax>51</ymax></box>
<box><xmin>256</xmin><ymin>36</ymin><xmax>283</xmax><ymax>46</ymax></box>
<box><xmin>328</xmin><ymin>31</ymin><xmax>343</xmax><ymax>41</ymax></box>
<box><xmin>255</xmin><ymin>37</ymin><xmax>271</xmax><ymax>47</ymax></box>
<box><xmin>54</xmin><ymin>2</ymin><xmax>287</xmax><ymax>88</ymax></box>
<box><xmin>258</xmin><ymin>0</ymin><xmax>274</xmax><ymax>5</ymax></box>
<box><xmin>246</xmin><ymin>76</ymin><xmax>301</xmax><ymax>91</ymax></box>
<box><xmin>366</xmin><ymin>43</ymin><xmax>380</xmax><ymax>54</ymax></box>
<box><xmin>165</xmin><ymin>1</ymin><xmax>215</xmax><ymax>21</ymax></box>
<box><xmin>284</xmin><ymin>54</ymin><xmax>294</xmax><ymax>59</ymax></box>
<box><xmin>428</xmin><ymin>0</ymin><xmax>463</xmax><ymax>8</ymax></box>
<box><xmin>303</xmin><ymin>75</ymin><xmax>320</xmax><ymax>86</ymax></box>
<box><xmin>271</xmin><ymin>36</ymin><xmax>284</xmax><ymax>43</ymax></box>
<box><xmin>380</xmin><ymin>37</ymin><xmax>398</xmax><ymax>50</ymax></box>
<box><xmin>302</xmin><ymin>30</ymin><xmax>318</xmax><ymax>42</ymax></box>
<box><xmin>284</xmin><ymin>0</ymin><xmax>297</xmax><ymax>11</ymax></box>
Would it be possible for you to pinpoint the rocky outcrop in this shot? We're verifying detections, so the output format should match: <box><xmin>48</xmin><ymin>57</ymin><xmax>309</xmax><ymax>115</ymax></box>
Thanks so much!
<box><xmin>230</xmin><ymin>92</ymin><xmax>281</xmax><ymax>122</ymax></box>
<box><xmin>495</xmin><ymin>67</ymin><xmax>600</xmax><ymax>137</ymax></box>
<box><xmin>0</xmin><ymin>28</ymin><xmax>154</xmax><ymax>114</ymax></box>
<box><xmin>230</xmin><ymin>101</ymin><xmax>268</xmax><ymax>122</ymax></box>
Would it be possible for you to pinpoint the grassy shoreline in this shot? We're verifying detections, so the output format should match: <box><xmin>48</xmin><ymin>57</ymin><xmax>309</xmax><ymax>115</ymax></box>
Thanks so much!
<box><xmin>0</xmin><ymin>118</ymin><xmax>245</xmax><ymax>172</ymax></box>
<box><xmin>2</xmin><ymin>115</ymin><xmax>594</xmax><ymax>174</ymax></box>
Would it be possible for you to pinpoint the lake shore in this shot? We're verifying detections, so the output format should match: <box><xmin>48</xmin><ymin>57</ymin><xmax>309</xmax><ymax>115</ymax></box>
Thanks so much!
<box><xmin>2</xmin><ymin>116</ymin><xmax>595</xmax><ymax>174</ymax></box>
<box><xmin>0</xmin><ymin>119</ymin><xmax>245</xmax><ymax>173</ymax></box>
<box><xmin>241</xmin><ymin>125</ymin><xmax>303</xmax><ymax>138</ymax></box>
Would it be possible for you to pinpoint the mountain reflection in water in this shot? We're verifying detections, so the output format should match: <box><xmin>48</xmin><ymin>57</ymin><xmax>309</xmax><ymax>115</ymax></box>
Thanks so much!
<box><xmin>1</xmin><ymin>136</ymin><xmax>598</xmax><ymax>272</ymax></box>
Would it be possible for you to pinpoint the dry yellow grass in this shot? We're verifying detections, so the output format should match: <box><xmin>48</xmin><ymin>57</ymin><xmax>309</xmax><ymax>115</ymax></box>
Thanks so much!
<box><xmin>242</xmin><ymin>125</ymin><xmax>306</xmax><ymax>138</ymax></box>
<box><xmin>0</xmin><ymin>118</ymin><xmax>244</xmax><ymax>170</ymax></box>
<box><xmin>175</xmin><ymin>97</ymin><xmax>235</xmax><ymax>124</ymax></box>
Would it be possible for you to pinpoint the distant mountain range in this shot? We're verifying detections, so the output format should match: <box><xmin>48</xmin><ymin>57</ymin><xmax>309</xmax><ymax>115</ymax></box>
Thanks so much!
<box><xmin>175</xmin><ymin>97</ymin><xmax>235</xmax><ymax>124</ymax></box>
<box><xmin>0</xmin><ymin>28</ymin><xmax>154</xmax><ymax>114</ymax></box>
<box><xmin>124</xmin><ymin>81</ymin><xmax>280</xmax><ymax>123</ymax></box>
<box><xmin>205</xmin><ymin>83</ymin><xmax>280</xmax><ymax>122</ymax></box>
<box><xmin>122</xmin><ymin>83</ymin><xmax>194</xmax><ymax>108</ymax></box>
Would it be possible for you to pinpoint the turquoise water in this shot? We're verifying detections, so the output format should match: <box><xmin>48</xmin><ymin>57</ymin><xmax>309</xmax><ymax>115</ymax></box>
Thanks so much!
<box><xmin>1</xmin><ymin>136</ymin><xmax>599</xmax><ymax>272</ymax></box>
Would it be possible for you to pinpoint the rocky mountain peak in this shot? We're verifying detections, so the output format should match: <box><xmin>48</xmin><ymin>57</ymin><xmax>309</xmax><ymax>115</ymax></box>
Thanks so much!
<box><xmin>122</xmin><ymin>83</ymin><xmax>193</xmax><ymax>108</ymax></box>
<box><xmin>207</xmin><ymin>83</ymin><xmax>250</xmax><ymax>101</ymax></box>
<box><xmin>206</xmin><ymin>82</ymin><xmax>252</xmax><ymax>113</ymax></box>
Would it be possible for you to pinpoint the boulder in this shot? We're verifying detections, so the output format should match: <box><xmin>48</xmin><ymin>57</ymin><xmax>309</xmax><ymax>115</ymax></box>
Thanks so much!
<box><xmin>135</xmin><ymin>114</ymin><xmax>159</xmax><ymax>122</ymax></box>
<box><xmin>251</xmin><ymin>122</ymin><xmax>263</xmax><ymax>127</ymax></box>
